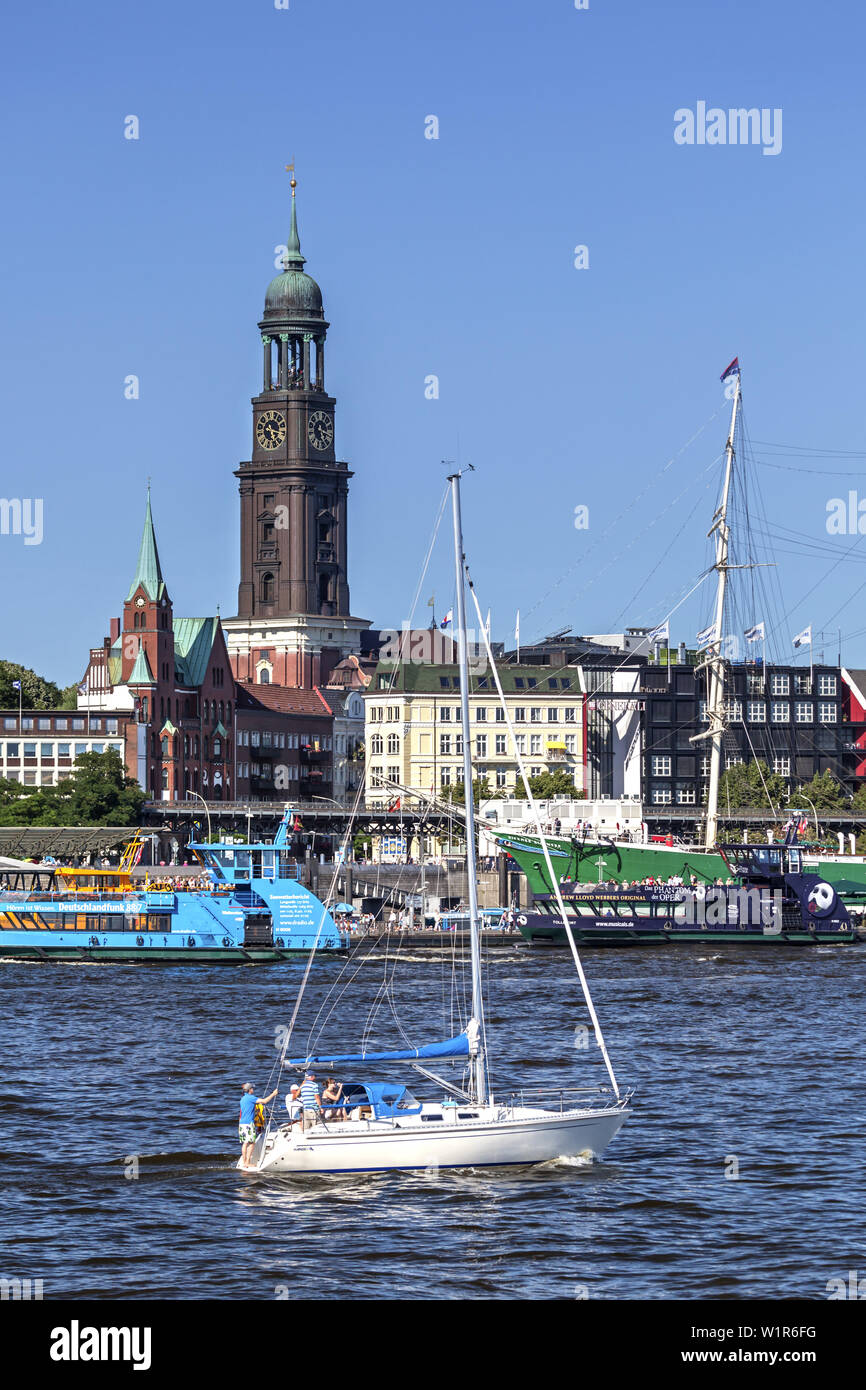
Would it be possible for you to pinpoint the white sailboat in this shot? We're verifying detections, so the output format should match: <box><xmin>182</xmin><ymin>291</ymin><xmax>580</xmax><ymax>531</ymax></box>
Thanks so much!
<box><xmin>241</xmin><ymin>471</ymin><xmax>632</xmax><ymax>1176</ymax></box>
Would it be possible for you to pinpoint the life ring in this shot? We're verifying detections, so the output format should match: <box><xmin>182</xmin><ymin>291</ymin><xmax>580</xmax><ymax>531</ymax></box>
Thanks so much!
<box><xmin>186</xmin><ymin>935</ymin><xmax>196</xmax><ymax>948</ymax></box>
<box><xmin>136</xmin><ymin>935</ymin><xmax>144</xmax><ymax>947</ymax></box>
<box><xmin>88</xmin><ymin>935</ymin><xmax>100</xmax><ymax>947</ymax></box>
<box><xmin>221</xmin><ymin>936</ymin><xmax>232</xmax><ymax>948</ymax></box>
<box><xmin>518</xmin><ymin>914</ymin><xmax>527</xmax><ymax>926</ymax></box>
<box><xmin>275</xmin><ymin>937</ymin><xmax>285</xmax><ymax>948</ymax></box>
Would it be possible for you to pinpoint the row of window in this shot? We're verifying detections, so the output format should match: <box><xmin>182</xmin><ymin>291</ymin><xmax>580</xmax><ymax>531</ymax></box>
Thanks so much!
<box><xmin>0</xmin><ymin>742</ymin><xmax>123</xmax><ymax>759</ymax></box>
<box><xmin>369</xmin><ymin>704</ymin><xmax>579</xmax><ymax>725</ymax></box>
<box><xmin>698</xmin><ymin>701</ymin><xmax>838</xmax><ymax>725</ymax></box>
<box><xmin>653</xmin><ymin>753</ymin><xmax>798</xmax><ymax>778</ymax></box>
<box><xmin>3</xmin><ymin>716</ymin><xmax>119</xmax><ymax>733</ymax></box>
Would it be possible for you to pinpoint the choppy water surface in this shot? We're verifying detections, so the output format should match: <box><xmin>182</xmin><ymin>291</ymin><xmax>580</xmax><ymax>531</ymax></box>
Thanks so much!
<box><xmin>2</xmin><ymin>945</ymin><xmax>864</xmax><ymax>1299</ymax></box>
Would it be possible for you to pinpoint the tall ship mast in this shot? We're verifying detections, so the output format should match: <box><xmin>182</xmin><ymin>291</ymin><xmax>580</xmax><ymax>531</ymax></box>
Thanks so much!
<box><xmin>695</xmin><ymin>372</ymin><xmax>741</xmax><ymax>850</ymax></box>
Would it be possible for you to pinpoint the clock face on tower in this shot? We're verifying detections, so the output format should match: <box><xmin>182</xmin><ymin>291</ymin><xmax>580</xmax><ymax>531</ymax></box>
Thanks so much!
<box><xmin>308</xmin><ymin>410</ymin><xmax>334</xmax><ymax>451</ymax></box>
<box><xmin>256</xmin><ymin>410</ymin><xmax>287</xmax><ymax>450</ymax></box>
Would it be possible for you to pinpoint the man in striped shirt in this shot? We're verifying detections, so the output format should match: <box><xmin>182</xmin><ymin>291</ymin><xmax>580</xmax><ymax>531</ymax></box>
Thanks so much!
<box><xmin>299</xmin><ymin>1073</ymin><xmax>322</xmax><ymax>1131</ymax></box>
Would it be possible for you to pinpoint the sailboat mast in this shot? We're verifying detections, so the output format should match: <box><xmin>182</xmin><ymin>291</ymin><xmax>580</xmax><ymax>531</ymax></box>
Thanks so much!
<box><xmin>449</xmin><ymin>471</ymin><xmax>487</xmax><ymax>1106</ymax></box>
<box><xmin>704</xmin><ymin>375</ymin><xmax>741</xmax><ymax>850</ymax></box>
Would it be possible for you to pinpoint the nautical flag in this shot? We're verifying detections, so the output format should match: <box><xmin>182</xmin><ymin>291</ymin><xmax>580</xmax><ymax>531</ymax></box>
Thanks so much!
<box><xmin>744</xmin><ymin>621</ymin><xmax>765</xmax><ymax>643</ymax></box>
<box><xmin>646</xmin><ymin>621</ymin><xmax>669</xmax><ymax>645</ymax></box>
<box><xmin>792</xmin><ymin>626</ymin><xmax>812</xmax><ymax>649</ymax></box>
<box><xmin>427</xmin><ymin>595</ymin><xmax>435</xmax><ymax>608</ymax></box>
<box><xmin>720</xmin><ymin>357</ymin><xmax>740</xmax><ymax>383</ymax></box>
<box><xmin>696</xmin><ymin>623</ymin><xmax>718</xmax><ymax>651</ymax></box>
<box><xmin>12</xmin><ymin>680</ymin><xmax>21</xmax><ymax>690</ymax></box>
<box><xmin>439</xmin><ymin>609</ymin><xmax>453</xmax><ymax>630</ymax></box>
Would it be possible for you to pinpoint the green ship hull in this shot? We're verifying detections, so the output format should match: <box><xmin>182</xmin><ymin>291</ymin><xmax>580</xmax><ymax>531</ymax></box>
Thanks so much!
<box><xmin>496</xmin><ymin>832</ymin><xmax>866</xmax><ymax>903</ymax></box>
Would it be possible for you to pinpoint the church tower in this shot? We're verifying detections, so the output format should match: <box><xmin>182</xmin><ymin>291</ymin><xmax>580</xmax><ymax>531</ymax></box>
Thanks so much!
<box><xmin>223</xmin><ymin>172</ymin><xmax>369</xmax><ymax>689</ymax></box>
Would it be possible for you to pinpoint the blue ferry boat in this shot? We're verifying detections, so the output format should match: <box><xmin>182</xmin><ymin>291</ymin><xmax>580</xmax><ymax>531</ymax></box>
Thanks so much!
<box><xmin>0</xmin><ymin>809</ymin><xmax>341</xmax><ymax>963</ymax></box>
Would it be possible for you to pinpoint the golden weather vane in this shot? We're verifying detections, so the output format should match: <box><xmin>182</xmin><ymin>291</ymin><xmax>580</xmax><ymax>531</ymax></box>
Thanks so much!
<box><xmin>285</xmin><ymin>158</ymin><xmax>297</xmax><ymax>193</ymax></box>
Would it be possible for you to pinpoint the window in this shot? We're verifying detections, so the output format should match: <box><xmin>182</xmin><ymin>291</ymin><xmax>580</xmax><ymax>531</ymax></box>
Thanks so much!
<box><xmin>724</xmin><ymin>700</ymin><xmax>743</xmax><ymax>721</ymax></box>
<box><xmin>651</xmin><ymin>756</ymin><xmax>672</xmax><ymax>776</ymax></box>
<box><xmin>262</xmin><ymin>731</ymin><xmax>272</xmax><ymax>747</ymax></box>
<box><xmin>260</xmin><ymin>572</ymin><xmax>275</xmax><ymax>602</ymax></box>
<box><xmin>700</xmin><ymin>756</ymin><xmax>711</xmax><ymax>776</ymax></box>
<box><xmin>387</xmin><ymin>765</ymin><xmax>399</xmax><ymax>784</ymax></box>
<box><xmin>747</xmin><ymin>701</ymin><xmax>766</xmax><ymax>723</ymax></box>
<box><xmin>565</xmin><ymin>734</ymin><xmax>576</xmax><ymax>753</ymax></box>
<box><xmin>38</xmin><ymin>718</ymin><xmax>50</xmax><ymax>731</ymax></box>
<box><xmin>770</xmin><ymin>674</ymin><xmax>790</xmax><ymax>696</ymax></box>
<box><xmin>564</xmin><ymin>707</ymin><xmax>576</xmax><ymax>723</ymax></box>
<box><xmin>439</xmin><ymin>706</ymin><xmax>452</xmax><ymax>721</ymax></box>
<box><xmin>387</xmin><ymin>734</ymin><xmax>400</xmax><ymax>755</ymax></box>
<box><xmin>818</xmin><ymin>675</ymin><xmax>837</xmax><ymax>696</ymax></box>
<box><xmin>773</xmin><ymin>756</ymin><xmax>791</xmax><ymax>777</ymax></box>
<box><xmin>475</xmin><ymin>735</ymin><xmax>487</xmax><ymax>756</ymax></box>
<box><xmin>495</xmin><ymin>768</ymin><xmax>507</xmax><ymax>789</ymax></box>
<box><xmin>652</xmin><ymin>786</ymin><xmax>673</xmax><ymax>804</ymax></box>
<box><xmin>6</xmin><ymin>742</ymin><xmax>18</xmax><ymax>756</ymax></box>
<box><xmin>818</xmin><ymin>703</ymin><xmax>837</xmax><ymax>724</ymax></box>
<box><xmin>676</xmin><ymin>785</ymin><xmax>696</xmax><ymax>804</ymax></box>
<box><xmin>725</xmin><ymin>755</ymin><xmax>743</xmax><ymax>769</ymax></box>
<box><xmin>513</xmin><ymin>708</ymin><xmax>525</xmax><ymax>723</ymax></box>
<box><xmin>698</xmin><ymin>700</ymin><xmax>708</xmax><ymax>722</ymax></box>
<box><xmin>515</xmin><ymin>734</ymin><xmax>526</xmax><ymax>754</ymax></box>
<box><xmin>72</xmin><ymin>718</ymin><xmax>85</xmax><ymax>731</ymax></box>
<box><xmin>794</xmin><ymin>702</ymin><xmax>813</xmax><ymax>724</ymax></box>
<box><xmin>370</xmin><ymin>707</ymin><xmax>382</xmax><ymax>722</ymax></box>
<box><xmin>514</xmin><ymin>678</ymin><xmax>524</xmax><ymax>689</ymax></box>
<box><xmin>547</xmin><ymin>708</ymin><xmax>558</xmax><ymax>723</ymax></box>
<box><xmin>440</xmin><ymin>767</ymin><xmax>452</xmax><ymax>786</ymax></box>
<box><xmin>530</xmin><ymin>734</ymin><xmax>542</xmax><ymax>755</ymax></box>
<box><xmin>529</xmin><ymin>766</ymin><xmax>542</xmax><ymax>778</ymax></box>
<box><xmin>794</xmin><ymin>674</ymin><xmax>812</xmax><ymax>695</ymax></box>
<box><xmin>530</xmin><ymin>707</ymin><xmax>542</xmax><ymax>723</ymax></box>
<box><xmin>495</xmin><ymin>707</ymin><xmax>505</xmax><ymax>723</ymax></box>
<box><xmin>387</xmin><ymin>706</ymin><xmax>400</xmax><ymax>722</ymax></box>
<box><xmin>75</xmin><ymin>743</ymin><xmax>87</xmax><ymax>756</ymax></box>
<box><xmin>370</xmin><ymin>734</ymin><xmax>383</xmax><ymax>755</ymax></box>
<box><xmin>439</xmin><ymin>734</ymin><xmax>451</xmax><ymax>755</ymax></box>
<box><xmin>495</xmin><ymin>734</ymin><xmax>507</xmax><ymax>755</ymax></box>
<box><xmin>771</xmin><ymin>702</ymin><xmax>789</xmax><ymax>723</ymax></box>
<box><xmin>475</xmin><ymin>707</ymin><xmax>487</xmax><ymax>722</ymax></box>
<box><xmin>747</xmin><ymin>673</ymin><xmax>764</xmax><ymax>695</ymax></box>
<box><xmin>23</xmin><ymin>743</ymin><xmax>36</xmax><ymax>757</ymax></box>
<box><xmin>40</xmin><ymin>743</ymin><xmax>53</xmax><ymax>757</ymax></box>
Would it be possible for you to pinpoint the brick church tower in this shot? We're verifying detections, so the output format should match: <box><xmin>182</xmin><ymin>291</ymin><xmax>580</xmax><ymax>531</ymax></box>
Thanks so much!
<box><xmin>222</xmin><ymin>174</ymin><xmax>370</xmax><ymax>690</ymax></box>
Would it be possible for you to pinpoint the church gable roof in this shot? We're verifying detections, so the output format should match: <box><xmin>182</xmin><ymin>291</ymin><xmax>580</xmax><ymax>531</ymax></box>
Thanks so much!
<box><xmin>173</xmin><ymin>617</ymin><xmax>220</xmax><ymax>687</ymax></box>
<box><xmin>128</xmin><ymin>643</ymin><xmax>155</xmax><ymax>685</ymax></box>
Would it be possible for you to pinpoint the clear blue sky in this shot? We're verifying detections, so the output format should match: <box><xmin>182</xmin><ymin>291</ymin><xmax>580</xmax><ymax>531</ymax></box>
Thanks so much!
<box><xmin>2</xmin><ymin>0</ymin><xmax>866</xmax><ymax>683</ymax></box>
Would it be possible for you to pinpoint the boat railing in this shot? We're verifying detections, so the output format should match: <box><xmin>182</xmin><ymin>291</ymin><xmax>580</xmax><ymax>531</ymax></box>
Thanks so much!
<box><xmin>500</xmin><ymin>1085</ymin><xmax>626</xmax><ymax>1114</ymax></box>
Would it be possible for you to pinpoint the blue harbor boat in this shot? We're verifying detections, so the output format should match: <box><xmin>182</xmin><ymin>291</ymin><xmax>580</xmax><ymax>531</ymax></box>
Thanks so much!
<box><xmin>0</xmin><ymin>809</ymin><xmax>341</xmax><ymax>963</ymax></box>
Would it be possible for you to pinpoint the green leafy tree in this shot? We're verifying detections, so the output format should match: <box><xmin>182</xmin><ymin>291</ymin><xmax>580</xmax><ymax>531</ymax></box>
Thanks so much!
<box><xmin>852</xmin><ymin>784</ymin><xmax>866</xmax><ymax>813</ymax></box>
<box><xmin>0</xmin><ymin>750</ymin><xmax>144</xmax><ymax>826</ymax></box>
<box><xmin>716</xmin><ymin>759</ymin><xmax>788</xmax><ymax>811</ymax></box>
<box><xmin>525</xmin><ymin>770</ymin><xmax>585</xmax><ymax>800</ymax></box>
<box><xmin>439</xmin><ymin>777</ymin><xmax>493</xmax><ymax>807</ymax></box>
<box><xmin>790</xmin><ymin>770</ymin><xmax>847</xmax><ymax>812</ymax></box>
<box><xmin>0</xmin><ymin>660</ymin><xmax>76</xmax><ymax>711</ymax></box>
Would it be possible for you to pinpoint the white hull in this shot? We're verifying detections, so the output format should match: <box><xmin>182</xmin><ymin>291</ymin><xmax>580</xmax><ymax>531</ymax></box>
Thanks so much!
<box><xmin>239</xmin><ymin>1102</ymin><xmax>630</xmax><ymax>1175</ymax></box>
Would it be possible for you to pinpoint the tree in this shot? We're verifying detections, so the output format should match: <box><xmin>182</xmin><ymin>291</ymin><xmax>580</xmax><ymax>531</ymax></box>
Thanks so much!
<box><xmin>0</xmin><ymin>750</ymin><xmax>144</xmax><ymax>826</ymax></box>
<box><xmin>716</xmin><ymin>759</ymin><xmax>788</xmax><ymax>811</ymax></box>
<box><xmin>790</xmin><ymin>770</ymin><xmax>847</xmax><ymax>812</ymax></box>
<box><xmin>439</xmin><ymin>777</ymin><xmax>492</xmax><ymax>807</ymax></box>
<box><xmin>0</xmin><ymin>660</ymin><xmax>77</xmax><ymax>710</ymax></box>
<box><xmin>852</xmin><ymin>784</ymin><xmax>866</xmax><ymax>813</ymax></box>
<box><xmin>525</xmin><ymin>770</ymin><xmax>585</xmax><ymax>800</ymax></box>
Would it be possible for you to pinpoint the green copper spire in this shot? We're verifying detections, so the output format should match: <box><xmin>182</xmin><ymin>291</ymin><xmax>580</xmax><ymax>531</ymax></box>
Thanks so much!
<box><xmin>128</xmin><ymin>640</ymin><xmax>155</xmax><ymax>685</ymax></box>
<box><xmin>126</xmin><ymin>487</ymin><xmax>166</xmax><ymax>602</ymax></box>
<box><xmin>282</xmin><ymin>172</ymin><xmax>306</xmax><ymax>271</ymax></box>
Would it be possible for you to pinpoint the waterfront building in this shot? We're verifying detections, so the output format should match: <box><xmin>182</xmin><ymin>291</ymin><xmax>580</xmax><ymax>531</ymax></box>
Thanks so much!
<box><xmin>234</xmin><ymin>683</ymin><xmax>335</xmax><ymax>802</ymax></box>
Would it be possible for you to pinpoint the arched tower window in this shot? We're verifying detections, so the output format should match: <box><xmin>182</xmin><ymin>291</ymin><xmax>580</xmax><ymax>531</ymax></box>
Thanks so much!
<box><xmin>261</xmin><ymin>572</ymin><xmax>275</xmax><ymax>603</ymax></box>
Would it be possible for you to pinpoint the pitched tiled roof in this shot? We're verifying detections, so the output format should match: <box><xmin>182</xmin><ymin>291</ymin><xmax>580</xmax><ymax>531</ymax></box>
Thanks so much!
<box><xmin>237</xmin><ymin>682</ymin><xmax>333</xmax><ymax>717</ymax></box>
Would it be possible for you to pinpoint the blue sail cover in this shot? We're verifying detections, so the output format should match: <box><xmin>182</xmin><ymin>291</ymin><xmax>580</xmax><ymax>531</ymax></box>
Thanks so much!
<box><xmin>287</xmin><ymin>1030</ymin><xmax>470</xmax><ymax>1067</ymax></box>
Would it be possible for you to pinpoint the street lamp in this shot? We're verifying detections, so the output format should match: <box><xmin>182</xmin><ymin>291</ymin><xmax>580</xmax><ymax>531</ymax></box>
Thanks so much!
<box><xmin>798</xmin><ymin>793</ymin><xmax>819</xmax><ymax>840</ymax></box>
<box><xmin>190</xmin><ymin>791</ymin><xmax>213</xmax><ymax>844</ymax></box>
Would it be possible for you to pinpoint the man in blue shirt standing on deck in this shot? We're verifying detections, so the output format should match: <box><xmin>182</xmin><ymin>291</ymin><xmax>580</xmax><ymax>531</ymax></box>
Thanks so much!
<box><xmin>299</xmin><ymin>1072</ymin><xmax>322</xmax><ymax>1131</ymax></box>
<box><xmin>238</xmin><ymin>1080</ymin><xmax>278</xmax><ymax>1170</ymax></box>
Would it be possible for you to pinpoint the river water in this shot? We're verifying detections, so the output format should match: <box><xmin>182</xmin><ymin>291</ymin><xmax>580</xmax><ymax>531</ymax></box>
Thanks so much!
<box><xmin>2</xmin><ymin>944</ymin><xmax>863</xmax><ymax>1300</ymax></box>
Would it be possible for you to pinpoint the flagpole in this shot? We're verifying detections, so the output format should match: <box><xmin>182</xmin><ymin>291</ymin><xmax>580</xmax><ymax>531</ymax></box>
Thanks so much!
<box><xmin>18</xmin><ymin>681</ymin><xmax>22</xmax><ymax>735</ymax></box>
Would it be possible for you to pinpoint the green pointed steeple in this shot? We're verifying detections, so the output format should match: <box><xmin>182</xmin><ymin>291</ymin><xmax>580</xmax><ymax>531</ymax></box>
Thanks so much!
<box><xmin>127</xmin><ymin>487</ymin><xmax>166</xmax><ymax>602</ymax></box>
<box><xmin>281</xmin><ymin>176</ymin><xmax>306</xmax><ymax>270</ymax></box>
<box><xmin>128</xmin><ymin>640</ymin><xmax>155</xmax><ymax>685</ymax></box>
